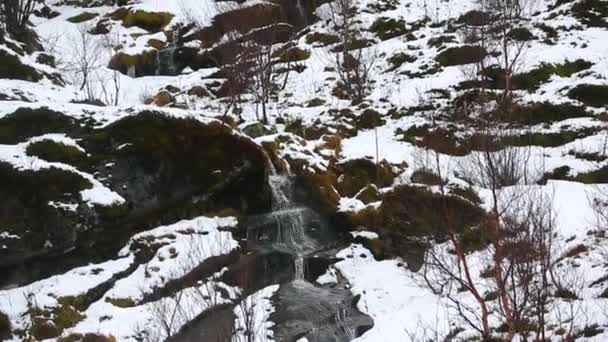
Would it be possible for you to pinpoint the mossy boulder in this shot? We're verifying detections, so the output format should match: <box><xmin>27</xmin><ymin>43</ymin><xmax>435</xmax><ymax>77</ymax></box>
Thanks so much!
<box><xmin>122</xmin><ymin>10</ymin><xmax>174</xmax><ymax>33</ymax></box>
<box><xmin>1</xmin><ymin>110</ymin><xmax>271</xmax><ymax>287</ymax></box>
<box><xmin>67</xmin><ymin>12</ymin><xmax>99</xmax><ymax>23</ymax></box>
<box><xmin>370</xmin><ymin>17</ymin><xmax>408</xmax><ymax>40</ymax></box>
<box><xmin>568</xmin><ymin>84</ymin><xmax>608</xmax><ymax>107</ymax></box>
<box><xmin>26</xmin><ymin>140</ymin><xmax>87</xmax><ymax>166</ymax></box>
<box><xmin>0</xmin><ymin>50</ymin><xmax>43</xmax><ymax>82</ymax></box>
<box><xmin>109</xmin><ymin>50</ymin><xmax>158</xmax><ymax>77</ymax></box>
<box><xmin>0</xmin><ymin>311</ymin><xmax>10</xmax><ymax>340</ymax></box>
<box><xmin>379</xmin><ymin>185</ymin><xmax>485</xmax><ymax>269</ymax></box>
<box><xmin>355</xmin><ymin>184</ymin><xmax>381</xmax><ymax>204</ymax></box>
<box><xmin>0</xmin><ymin>107</ymin><xmax>78</xmax><ymax>144</ymax></box>
<box><xmin>337</xmin><ymin>158</ymin><xmax>394</xmax><ymax>197</ymax></box>
<box><xmin>436</xmin><ymin>45</ymin><xmax>487</xmax><ymax>66</ymax></box>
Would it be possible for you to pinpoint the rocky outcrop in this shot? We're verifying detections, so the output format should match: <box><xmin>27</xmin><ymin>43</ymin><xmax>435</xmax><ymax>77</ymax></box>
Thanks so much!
<box><xmin>0</xmin><ymin>109</ymin><xmax>271</xmax><ymax>287</ymax></box>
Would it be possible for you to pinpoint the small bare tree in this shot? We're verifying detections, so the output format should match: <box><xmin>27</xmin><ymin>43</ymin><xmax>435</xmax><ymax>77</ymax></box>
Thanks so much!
<box><xmin>327</xmin><ymin>0</ymin><xmax>375</xmax><ymax>104</ymax></box>
<box><xmin>65</xmin><ymin>24</ymin><xmax>104</xmax><ymax>102</ymax></box>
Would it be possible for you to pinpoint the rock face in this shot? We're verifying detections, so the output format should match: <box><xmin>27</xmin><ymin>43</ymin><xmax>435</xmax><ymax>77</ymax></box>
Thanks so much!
<box><xmin>0</xmin><ymin>109</ymin><xmax>270</xmax><ymax>287</ymax></box>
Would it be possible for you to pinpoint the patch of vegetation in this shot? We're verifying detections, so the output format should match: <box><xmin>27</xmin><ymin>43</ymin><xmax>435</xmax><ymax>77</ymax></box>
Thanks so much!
<box><xmin>67</xmin><ymin>12</ymin><xmax>99</xmax><ymax>23</ymax></box>
<box><xmin>104</xmin><ymin>297</ymin><xmax>136</xmax><ymax>308</ymax></box>
<box><xmin>305</xmin><ymin>32</ymin><xmax>340</xmax><ymax>46</ymax></box>
<box><xmin>539</xmin><ymin>165</ymin><xmax>608</xmax><ymax>184</ymax></box>
<box><xmin>501</xmin><ymin>128</ymin><xmax>600</xmax><ymax>148</ymax></box>
<box><xmin>506</xmin><ymin>102</ymin><xmax>591</xmax><ymax>125</ymax></box>
<box><xmin>535</xmin><ymin>23</ymin><xmax>558</xmax><ymax>43</ymax></box>
<box><xmin>356</xmin><ymin>109</ymin><xmax>386</xmax><ymax>129</ymax></box>
<box><xmin>411</xmin><ymin>169</ymin><xmax>443</xmax><ymax>185</ymax></box>
<box><xmin>26</xmin><ymin>140</ymin><xmax>87</xmax><ymax>166</ymax></box>
<box><xmin>0</xmin><ymin>50</ymin><xmax>43</xmax><ymax>82</ymax></box>
<box><xmin>58</xmin><ymin>333</ymin><xmax>117</xmax><ymax>342</ymax></box>
<box><xmin>370</xmin><ymin>17</ymin><xmax>408</xmax><ymax>40</ymax></box>
<box><xmin>388</xmin><ymin>52</ymin><xmax>417</xmax><ymax>71</ymax></box>
<box><xmin>122</xmin><ymin>10</ymin><xmax>174</xmax><ymax>33</ymax></box>
<box><xmin>513</xmin><ymin>59</ymin><xmax>593</xmax><ymax>91</ymax></box>
<box><xmin>367</xmin><ymin>0</ymin><xmax>399</xmax><ymax>12</ymax></box>
<box><xmin>567</xmin><ymin>84</ymin><xmax>608</xmax><ymax>107</ymax></box>
<box><xmin>508</xmin><ymin>27</ymin><xmax>535</xmax><ymax>41</ymax></box>
<box><xmin>337</xmin><ymin>158</ymin><xmax>394</xmax><ymax>197</ymax></box>
<box><xmin>572</xmin><ymin>0</ymin><xmax>608</xmax><ymax>27</ymax></box>
<box><xmin>428</xmin><ymin>35</ymin><xmax>457</xmax><ymax>48</ymax></box>
<box><xmin>436</xmin><ymin>45</ymin><xmax>487</xmax><ymax>66</ymax></box>
<box><xmin>109</xmin><ymin>50</ymin><xmax>158</xmax><ymax>77</ymax></box>
<box><xmin>457</xmin><ymin>10</ymin><xmax>492</xmax><ymax>26</ymax></box>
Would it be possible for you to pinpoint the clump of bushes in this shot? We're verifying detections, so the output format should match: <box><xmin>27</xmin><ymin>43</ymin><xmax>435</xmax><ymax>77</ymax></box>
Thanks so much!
<box><xmin>370</xmin><ymin>17</ymin><xmax>408</xmax><ymax>40</ymax></box>
<box><xmin>428</xmin><ymin>35</ymin><xmax>457</xmax><ymax>48</ymax></box>
<box><xmin>457</xmin><ymin>10</ymin><xmax>492</xmax><ymax>26</ymax></box>
<box><xmin>508</xmin><ymin>27</ymin><xmax>535</xmax><ymax>41</ymax></box>
<box><xmin>567</xmin><ymin>84</ymin><xmax>608</xmax><ymax>107</ymax></box>
<box><xmin>436</xmin><ymin>45</ymin><xmax>487</xmax><ymax>66</ymax></box>
<box><xmin>305</xmin><ymin>32</ymin><xmax>340</xmax><ymax>46</ymax></box>
<box><xmin>539</xmin><ymin>165</ymin><xmax>608</xmax><ymax>184</ymax></box>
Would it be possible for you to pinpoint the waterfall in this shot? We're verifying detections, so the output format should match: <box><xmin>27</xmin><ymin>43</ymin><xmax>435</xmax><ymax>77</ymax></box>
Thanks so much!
<box><xmin>157</xmin><ymin>47</ymin><xmax>178</xmax><ymax>76</ymax></box>
<box><xmin>294</xmin><ymin>255</ymin><xmax>305</xmax><ymax>280</ymax></box>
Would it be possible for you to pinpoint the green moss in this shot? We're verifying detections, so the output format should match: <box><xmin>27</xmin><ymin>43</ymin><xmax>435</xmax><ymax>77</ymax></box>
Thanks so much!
<box><xmin>370</xmin><ymin>17</ymin><xmax>408</xmax><ymax>40</ymax></box>
<box><xmin>67</xmin><ymin>12</ymin><xmax>99</xmax><ymax>23</ymax></box>
<box><xmin>31</xmin><ymin>318</ymin><xmax>62</xmax><ymax>340</ymax></box>
<box><xmin>57</xmin><ymin>295</ymin><xmax>88</xmax><ymax>312</ymax></box>
<box><xmin>26</xmin><ymin>140</ymin><xmax>87</xmax><ymax>166</ymax></box>
<box><xmin>539</xmin><ymin>165</ymin><xmax>608</xmax><ymax>184</ymax></box>
<box><xmin>52</xmin><ymin>304</ymin><xmax>85</xmax><ymax>330</ymax></box>
<box><xmin>436</xmin><ymin>45</ymin><xmax>487</xmax><ymax>66</ymax></box>
<box><xmin>568</xmin><ymin>84</ymin><xmax>608</xmax><ymax>107</ymax></box>
<box><xmin>572</xmin><ymin>0</ymin><xmax>608</xmax><ymax>27</ymax></box>
<box><xmin>122</xmin><ymin>10</ymin><xmax>174</xmax><ymax>33</ymax></box>
<box><xmin>105</xmin><ymin>297</ymin><xmax>136</xmax><ymax>308</ymax></box>
<box><xmin>513</xmin><ymin>59</ymin><xmax>593</xmax><ymax>91</ymax></box>
<box><xmin>0</xmin><ymin>50</ymin><xmax>43</xmax><ymax>82</ymax></box>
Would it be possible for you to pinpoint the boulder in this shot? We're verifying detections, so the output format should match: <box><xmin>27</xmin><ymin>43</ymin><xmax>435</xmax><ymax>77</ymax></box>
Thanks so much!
<box><xmin>336</xmin><ymin>158</ymin><xmax>394</xmax><ymax>197</ymax></box>
<box><xmin>0</xmin><ymin>311</ymin><xmax>10</xmax><ymax>340</ymax></box>
<box><xmin>187</xmin><ymin>85</ymin><xmax>210</xmax><ymax>98</ymax></box>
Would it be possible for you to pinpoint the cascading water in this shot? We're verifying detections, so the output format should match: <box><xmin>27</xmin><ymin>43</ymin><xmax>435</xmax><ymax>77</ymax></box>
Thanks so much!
<box><xmin>295</xmin><ymin>0</ymin><xmax>308</xmax><ymax>27</ymax></box>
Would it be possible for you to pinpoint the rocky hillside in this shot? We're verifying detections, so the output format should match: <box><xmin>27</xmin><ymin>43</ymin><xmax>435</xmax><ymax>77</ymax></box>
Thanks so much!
<box><xmin>1</xmin><ymin>0</ymin><xmax>608</xmax><ymax>341</ymax></box>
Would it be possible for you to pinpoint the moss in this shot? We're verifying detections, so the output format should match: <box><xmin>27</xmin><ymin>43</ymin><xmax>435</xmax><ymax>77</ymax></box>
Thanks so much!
<box><xmin>337</xmin><ymin>158</ymin><xmax>394</xmax><ymax>197</ymax></box>
<box><xmin>104</xmin><ymin>297</ymin><xmax>136</xmax><ymax>308</ymax></box>
<box><xmin>387</xmin><ymin>52</ymin><xmax>417</xmax><ymax>71</ymax></box>
<box><xmin>567</xmin><ymin>84</ymin><xmax>608</xmax><ymax>107</ymax></box>
<box><xmin>370</xmin><ymin>17</ymin><xmax>408</xmax><ymax>40</ymax></box>
<box><xmin>67</xmin><ymin>12</ymin><xmax>99</xmax><ymax>23</ymax></box>
<box><xmin>0</xmin><ymin>107</ymin><xmax>77</xmax><ymax>144</ymax></box>
<box><xmin>57</xmin><ymin>295</ymin><xmax>88</xmax><ymax>312</ymax></box>
<box><xmin>122</xmin><ymin>10</ymin><xmax>174</xmax><ymax>33</ymax></box>
<box><xmin>436</xmin><ymin>45</ymin><xmax>487</xmax><ymax>66</ymax></box>
<box><xmin>513</xmin><ymin>59</ymin><xmax>593</xmax><ymax>91</ymax></box>
<box><xmin>539</xmin><ymin>165</ymin><xmax>608</xmax><ymax>184</ymax></box>
<box><xmin>572</xmin><ymin>0</ymin><xmax>608</xmax><ymax>27</ymax></box>
<box><xmin>31</xmin><ymin>318</ymin><xmax>62</xmax><ymax>340</ymax></box>
<box><xmin>355</xmin><ymin>184</ymin><xmax>381</xmax><ymax>204</ymax></box>
<box><xmin>0</xmin><ymin>50</ymin><xmax>43</xmax><ymax>82</ymax></box>
<box><xmin>52</xmin><ymin>304</ymin><xmax>85</xmax><ymax>330</ymax></box>
<box><xmin>26</xmin><ymin>140</ymin><xmax>87</xmax><ymax>166</ymax></box>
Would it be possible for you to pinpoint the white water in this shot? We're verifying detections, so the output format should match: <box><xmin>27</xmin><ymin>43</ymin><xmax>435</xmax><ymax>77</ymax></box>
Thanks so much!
<box><xmin>268</xmin><ymin>174</ymin><xmax>313</xmax><ymax>280</ymax></box>
<box><xmin>296</xmin><ymin>0</ymin><xmax>308</xmax><ymax>26</ymax></box>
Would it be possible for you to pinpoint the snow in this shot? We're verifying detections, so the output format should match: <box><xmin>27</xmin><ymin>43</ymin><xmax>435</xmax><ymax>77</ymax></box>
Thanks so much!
<box><xmin>232</xmin><ymin>285</ymin><xmax>280</xmax><ymax>342</ymax></box>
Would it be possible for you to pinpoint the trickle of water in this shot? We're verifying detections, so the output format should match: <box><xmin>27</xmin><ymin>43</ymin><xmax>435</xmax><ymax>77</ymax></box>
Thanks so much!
<box><xmin>294</xmin><ymin>255</ymin><xmax>305</xmax><ymax>280</ymax></box>
<box><xmin>296</xmin><ymin>0</ymin><xmax>308</xmax><ymax>26</ymax></box>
